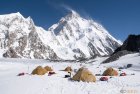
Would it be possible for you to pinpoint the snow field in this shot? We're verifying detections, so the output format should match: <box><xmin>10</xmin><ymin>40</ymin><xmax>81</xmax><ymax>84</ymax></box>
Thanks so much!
<box><xmin>0</xmin><ymin>53</ymin><xmax>140</xmax><ymax>94</ymax></box>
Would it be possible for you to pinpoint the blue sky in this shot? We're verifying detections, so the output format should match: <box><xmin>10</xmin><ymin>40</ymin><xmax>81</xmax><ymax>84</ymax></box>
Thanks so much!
<box><xmin>0</xmin><ymin>0</ymin><xmax>140</xmax><ymax>41</ymax></box>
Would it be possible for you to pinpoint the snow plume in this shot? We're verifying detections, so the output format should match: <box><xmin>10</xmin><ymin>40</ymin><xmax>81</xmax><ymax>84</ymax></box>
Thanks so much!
<box><xmin>61</xmin><ymin>4</ymin><xmax>87</xmax><ymax>18</ymax></box>
<box><xmin>46</xmin><ymin>0</ymin><xmax>100</xmax><ymax>23</ymax></box>
<box><xmin>60</xmin><ymin>4</ymin><xmax>73</xmax><ymax>12</ymax></box>
<box><xmin>60</xmin><ymin>4</ymin><xmax>103</xmax><ymax>26</ymax></box>
<box><xmin>46</xmin><ymin>1</ymin><xmax>74</xmax><ymax>15</ymax></box>
<box><xmin>45</xmin><ymin>0</ymin><xmax>59</xmax><ymax>9</ymax></box>
<box><xmin>46</xmin><ymin>1</ymin><xmax>90</xmax><ymax>20</ymax></box>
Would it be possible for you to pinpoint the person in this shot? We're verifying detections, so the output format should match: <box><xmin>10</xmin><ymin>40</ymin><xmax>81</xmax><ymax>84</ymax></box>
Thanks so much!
<box><xmin>138</xmin><ymin>48</ymin><xmax>140</xmax><ymax>54</ymax></box>
<box><xmin>68</xmin><ymin>71</ymin><xmax>72</xmax><ymax>77</ymax></box>
<box><xmin>65</xmin><ymin>71</ymin><xmax>72</xmax><ymax>78</ymax></box>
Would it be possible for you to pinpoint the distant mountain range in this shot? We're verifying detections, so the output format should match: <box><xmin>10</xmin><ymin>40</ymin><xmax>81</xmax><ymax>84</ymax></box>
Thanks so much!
<box><xmin>0</xmin><ymin>10</ymin><xmax>121</xmax><ymax>60</ymax></box>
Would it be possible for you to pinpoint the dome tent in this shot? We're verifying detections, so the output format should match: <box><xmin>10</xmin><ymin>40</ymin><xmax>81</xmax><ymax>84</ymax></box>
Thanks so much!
<box><xmin>32</xmin><ymin>66</ymin><xmax>47</xmax><ymax>75</ymax></box>
<box><xmin>44</xmin><ymin>66</ymin><xmax>53</xmax><ymax>71</ymax></box>
<box><xmin>64</xmin><ymin>66</ymin><xmax>72</xmax><ymax>72</ymax></box>
<box><xmin>72</xmin><ymin>68</ymin><xmax>96</xmax><ymax>82</ymax></box>
<box><xmin>102</xmin><ymin>67</ymin><xmax>118</xmax><ymax>76</ymax></box>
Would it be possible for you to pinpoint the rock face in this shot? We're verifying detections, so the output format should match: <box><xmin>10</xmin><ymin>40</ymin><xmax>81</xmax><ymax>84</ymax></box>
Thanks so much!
<box><xmin>0</xmin><ymin>12</ymin><xmax>59</xmax><ymax>60</ymax></box>
<box><xmin>0</xmin><ymin>11</ymin><xmax>121</xmax><ymax>60</ymax></box>
<box><xmin>102</xmin><ymin>50</ymin><xmax>132</xmax><ymax>63</ymax></box>
<box><xmin>114</xmin><ymin>35</ymin><xmax>140</xmax><ymax>53</ymax></box>
<box><xmin>102</xmin><ymin>34</ymin><xmax>140</xmax><ymax>63</ymax></box>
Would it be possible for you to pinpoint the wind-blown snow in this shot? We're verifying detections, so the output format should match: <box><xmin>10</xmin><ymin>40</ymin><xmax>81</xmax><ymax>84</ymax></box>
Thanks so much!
<box><xmin>0</xmin><ymin>53</ymin><xmax>140</xmax><ymax>94</ymax></box>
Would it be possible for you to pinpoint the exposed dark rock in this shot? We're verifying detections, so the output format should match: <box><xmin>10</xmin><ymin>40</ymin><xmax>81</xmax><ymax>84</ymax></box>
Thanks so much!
<box><xmin>3</xmin><ymin>47</ymin><xmax>20</xmax><ymax>58</ymax></box>
<box><xmin>102</xmin><ymin>34</ymin><xmax>140</xmax><ymax>63</ymax></box>
<box><xmin>102</xmin><ymin>50</ymin><xmax>132</xmax><ymax>63</ymax></box>
<box><xmin>114</xmin><ymin>34</ymin><xmax>140</xmax><ymax>54</ymax></box>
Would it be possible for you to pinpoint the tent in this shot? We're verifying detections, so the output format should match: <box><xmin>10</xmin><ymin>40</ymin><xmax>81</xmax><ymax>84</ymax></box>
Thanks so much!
<box><xmin>72</xmin><ymin>68</ymin><xmax>96</xmax><ymax>82</ymax></box>
<box><xmin>64</xmin><ymin>66</ymin><xmax>72</xmax><ymax>72</ymax></box>
<box><xmin>32</xmin><ymin>66</ymin><xmax>47</xmax><ymax>75</ymax></box>
<box><xmin>102</xmin><ymin>67</ymin><xmax>118</xmax><ymax>76</ymax></box>
<box><xmin>44</xmin><ymin>66</ymin><xmax>53</xmax><ymax>71</ymax></box>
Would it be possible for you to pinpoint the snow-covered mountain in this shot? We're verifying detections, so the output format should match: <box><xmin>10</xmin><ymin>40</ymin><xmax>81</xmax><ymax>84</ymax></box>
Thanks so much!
<box><xmin>0</xmin><ymin>12</ymin><xmax>58</xmax><ymax>59</ymax></box>
<box><xmin>0</xmin><ymin>11</ymin><xmax>121</xmax><ymax>60</ymax></box>
<box><xmin>48</xmin><ymin>10</ymin><xmax>121</xmax><ymax>60</ymax></box>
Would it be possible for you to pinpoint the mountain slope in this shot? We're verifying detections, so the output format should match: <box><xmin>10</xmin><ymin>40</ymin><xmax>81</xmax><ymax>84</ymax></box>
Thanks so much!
<box><xmin>102</xmin><ymin>34</ymin><xmax>140</xmax><ymax>63</ymax></box>
<box><xmin>48</xmin><ymin>10</ymin><xmax>121</xmax><ymax>59</ymax></box>
<box><xmin>0</xmin><ymin>12</ymin><xmax>59</xmax><ymax>59</ymax></box>
<box><xmin>114</xmin><ymin>34</ymin><xmax>140</xmax><ymax>53</ymax></box>
<box><xmin>0</xmin><ymin>11</ymin><xmax>121</xmax><ymax>60</ymax></box>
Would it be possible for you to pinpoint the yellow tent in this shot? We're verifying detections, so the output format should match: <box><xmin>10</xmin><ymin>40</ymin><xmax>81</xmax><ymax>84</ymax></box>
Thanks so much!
<box><xmin>72</xmin><ymin>68</ymin><xmax>96</xmax><ymax>82</ymax></box>
<box><xmin>44</xmin><ymin>66</ymin><xmax>53</xmax><ymax>71</ymax></box>
<box><xmin>102</xmin><ymin>67</ymin><xmax>118</xmax><ymax>76</ymax></box>
<box><xmin>32</xmin><ymin>66</ymin><xmax>47</xmax><ymax>75</ymax></box>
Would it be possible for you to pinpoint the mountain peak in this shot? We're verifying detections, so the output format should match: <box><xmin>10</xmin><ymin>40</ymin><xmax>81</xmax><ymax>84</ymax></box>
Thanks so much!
<box><xmin>13</xmin><ymin>12</ymin><xmax>22</xmax><ymax>16</ymax></box>
<box><xmin>64</xmin><ymin>10</ymin><xmax>80</xmax><ymax>20</ymax></box>
<box><xmin>69</xmin><ymin>10</ymin><xmax>79</xmax><ymax>16</ymax></box>
<box><xmin>6</xmin><ymin>12</ymin><xmax>22</xmax><ymax>17</ymax></box>
<box><xmin>0</xmin><ymin>12</ymin><xmax>121</xmax><ymax>60</ymax></box>
<box><xmin>0</xmin><ymin>12</ymin><xmax>25</xmax><ymax>20</ymax></box>
<box><xmin>10</xmin><ymin>12</ymin><xmax>24</xmax><ymax>18</ymax></box>
<box><xmin>48</xmin><ymin>10</ymin><xmax>121</xmax><ymax>59</ymax></box>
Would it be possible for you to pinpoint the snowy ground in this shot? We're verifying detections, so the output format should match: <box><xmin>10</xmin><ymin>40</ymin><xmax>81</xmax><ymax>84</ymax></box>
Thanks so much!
<box><xmin>0</xmin><ymin>53</ymin><xmax>140</xmax><ymax>94</ymax></box>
